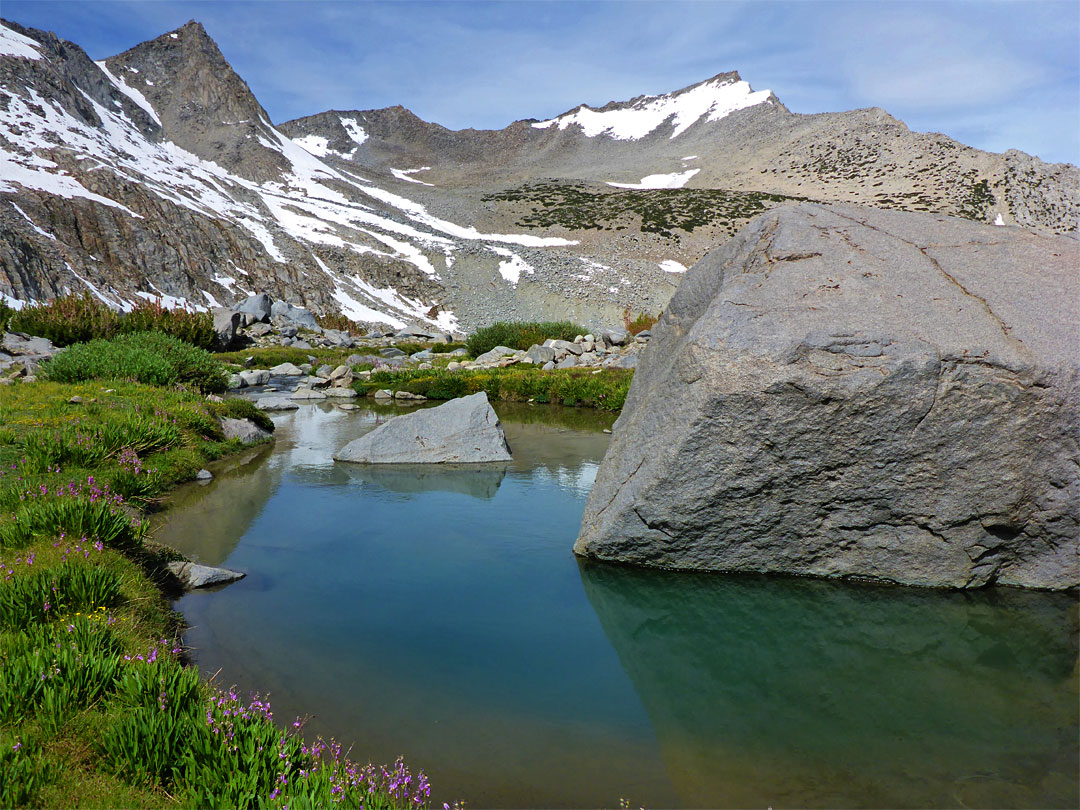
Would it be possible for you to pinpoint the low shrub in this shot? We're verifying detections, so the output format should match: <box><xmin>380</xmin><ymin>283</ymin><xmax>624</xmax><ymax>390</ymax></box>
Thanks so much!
<box><xmin>315</xmin><ymin>311</ymin><xmax>367</xmax><ymax>336</ymax></box>
<box><xmin>0</xmin><ymin>300</ymin><xmax>16</xmax><ymax>332</ymax></box>
<box><xmin>9</xmin><ymin>294</ymin><xmax>120</xmax><ymax>347</ymax></box>
<box><xmin>361</xmin><ymin>366</ymin><xmax>633</xmax><ymax>411</ymax></box>
<box><xmin>116</xmin><ymin>299</ymin><xmax>215</xmax><ymax>350</ymax></box>
<box><xmin>9</xmin><ymin>294</ymin><xmax>214</xmax><ymax>349</ymax></box>
<box><xmin>623</xmin><ymin>308</ymin><xmax>659</xmax><ymax>335</ymax></box>
<box><xmin>465</xmin><ymin>321</ymin><xmax>585</xmax><ymax>357</ymax></box>
<box><xmin>42</xmin><ymin>332</ymin><xmax>228</xmax><ymax>393</ymax></box>
<box><xmin>215</xmin><ymin>396</ymin><xmax>275</xmax><ymax>434</ymax></box>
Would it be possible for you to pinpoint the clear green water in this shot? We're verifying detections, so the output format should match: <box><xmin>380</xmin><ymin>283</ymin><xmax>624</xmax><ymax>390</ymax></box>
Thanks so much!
<box><xmin>157</xmin><ymin>402</ymin><xmax>1079</xmax><ymax>809</ymax></box>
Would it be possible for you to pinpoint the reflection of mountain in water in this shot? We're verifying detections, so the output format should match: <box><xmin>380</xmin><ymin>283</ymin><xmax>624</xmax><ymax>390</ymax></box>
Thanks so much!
<box><xmin>579</xmin><ymin>561</ymin><xmax>1079</xmax><ymax>809</ymax></box>
<box><xmin>152</xmin><ymin>444</ymin><xmax>278</xmax><ymax>566</ymax></box>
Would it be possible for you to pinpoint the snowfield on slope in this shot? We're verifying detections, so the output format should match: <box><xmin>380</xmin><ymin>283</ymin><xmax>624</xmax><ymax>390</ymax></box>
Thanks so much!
<box><xmin>533</xmin><ymin>77</ymin><xmax>772</xmax><ymax>140</ymax></box>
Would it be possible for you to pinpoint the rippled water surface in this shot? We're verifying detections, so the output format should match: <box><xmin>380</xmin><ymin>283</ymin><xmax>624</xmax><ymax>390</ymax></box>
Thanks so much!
<box><xmin>157</xmin><ymin>401</ymin><xmax>1078</xmax><ymax>808</ymax></box>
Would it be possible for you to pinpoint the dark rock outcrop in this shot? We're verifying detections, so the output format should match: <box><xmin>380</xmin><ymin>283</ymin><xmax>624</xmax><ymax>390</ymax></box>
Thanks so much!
<box><xmin>576</xmin><ymin>204</ymin><xmax>1079</xmax><ymax>589</ymax></box>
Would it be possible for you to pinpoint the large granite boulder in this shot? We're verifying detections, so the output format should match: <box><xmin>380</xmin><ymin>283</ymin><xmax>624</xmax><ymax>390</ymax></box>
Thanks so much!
<box><xmin>334</xmin><ymin>392</ymin><xmax>512</xmax><ymax>463</ymax></box>
<box><xmin>270</xmin><ymin>301</ymin><xmax>319</xmax><ymax>329</ymax></box>
<box><xmin>237</xmin><ymin>293</ymin><xmax>272</xmax><ymax>323</ymax></box>
<box><xmin>212</xmin><ymin>308</ymin><xmax>241</xmax><ymax>351</ymax></box>
<box><xmin>576</xmin><ymin>204</ymin><xmax>1079</xmax><ymax>589</ymax></box>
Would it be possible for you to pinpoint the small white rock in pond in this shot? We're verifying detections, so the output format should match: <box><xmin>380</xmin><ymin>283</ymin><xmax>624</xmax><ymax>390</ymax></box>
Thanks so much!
<box><xmin>196</xmin><ymin>469</ymin><xmax>213</xmax><ymax>480</ymax></box>
<box><xmin>338</xmin><ymin>403</ymin><xmax>360</xmax><ymax>411</ymax></box>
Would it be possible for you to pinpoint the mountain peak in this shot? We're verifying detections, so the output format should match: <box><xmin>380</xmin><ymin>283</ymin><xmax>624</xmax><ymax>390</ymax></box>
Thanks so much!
<box><xmin>532</xmin><ymin>71</ymin><xmax>781</xmax><ymax>141</ymax></box>
<box><xmin>105</xmin><ymin>18</ymin><xmax>286</xmax><ymax>181</ymax></box>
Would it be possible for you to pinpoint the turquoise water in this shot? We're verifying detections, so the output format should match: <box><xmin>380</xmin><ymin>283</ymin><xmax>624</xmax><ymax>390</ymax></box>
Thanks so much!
<box><xmin>158</xmin><ymin>402</ymin><xmax>1078</xmax><ymax>808</ymax></box>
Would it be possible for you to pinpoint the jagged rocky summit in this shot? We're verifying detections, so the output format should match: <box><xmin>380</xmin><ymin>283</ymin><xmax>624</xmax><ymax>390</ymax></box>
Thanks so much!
<box><xmin>575</xmin><ymin>203</ymin><xmax>1079</xmax><ymax>590</ymax></box>
<box><xmin>2</xmin><ymin>18</ymin><xmax>1077</xmax><ymax>334</ymax></box>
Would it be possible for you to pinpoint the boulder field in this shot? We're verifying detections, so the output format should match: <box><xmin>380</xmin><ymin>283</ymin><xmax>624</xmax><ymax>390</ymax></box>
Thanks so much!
<box><xmin>575</xmin><ymin>203</ymin><xmax>1079</xmax><ymax>589</ymax></box>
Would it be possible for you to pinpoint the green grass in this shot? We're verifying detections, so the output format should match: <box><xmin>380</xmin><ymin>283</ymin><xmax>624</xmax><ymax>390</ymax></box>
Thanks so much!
<box><xmin>464</xmin><ymin>321</ymin><xmax>585</xmax><ymax>358</ymax></box>
<box><xmin>41</xmin><ymin>332</ymin><xmax>228</xmax><ymax>394</ymax></box>
<box><xmin>0</xmin><ymin>380</ymin><xmax>437</xmax><ymax>809</ymax></box>
<box><xmin>357</xmin><ymin>365</ymin><xmax>633</xmax><ymax>411</ymax></box>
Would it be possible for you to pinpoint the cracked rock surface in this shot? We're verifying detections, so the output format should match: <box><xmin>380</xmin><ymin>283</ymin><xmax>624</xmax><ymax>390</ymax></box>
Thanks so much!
<box><xmin>575</xmin><ymin>203</ymin><xmax>1079</xmax><ymax>589</ymax></box>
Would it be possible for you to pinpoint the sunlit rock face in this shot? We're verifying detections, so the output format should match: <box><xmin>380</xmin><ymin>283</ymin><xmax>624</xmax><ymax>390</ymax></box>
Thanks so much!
<box><xmin>576</xmin><ymin>203</ymin><xmax>1079</xmax><ymax>589</ymax></box>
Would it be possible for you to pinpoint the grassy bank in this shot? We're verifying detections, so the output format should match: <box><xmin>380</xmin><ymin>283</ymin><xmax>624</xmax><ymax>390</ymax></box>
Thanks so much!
<box><xmin>0</xmin><ymin>379</ymin><xmax>433</xmax><ymax>808</ymax></box>
<box><xmin>357</xmin><ymin>366</ymin><xmax>634</xmax><ymax>411</ymax></box>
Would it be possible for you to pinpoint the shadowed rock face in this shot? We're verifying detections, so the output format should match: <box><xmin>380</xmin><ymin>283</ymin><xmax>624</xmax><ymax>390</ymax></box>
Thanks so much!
<box><xmin>576</xmin><ymin>203</ymin><xmax>1079</xmax><ymax>589</ymax></box>
<box><xmin>579</xmin><ymin>561</ymin><xmax>1079</xmax><ymax>808</ymax></box>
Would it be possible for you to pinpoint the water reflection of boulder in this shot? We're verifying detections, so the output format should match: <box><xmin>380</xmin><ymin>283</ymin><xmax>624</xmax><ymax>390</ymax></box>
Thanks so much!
<box><xmin>579</xmin><ymin>561</ymin><xmax>1079</xmax><ymax>809</ymax></box>
<box><xmin>152</xmin><ymin>444</ymin><xmax>278</xmax><ymax>567</ymax></box>
<box><xmin>341</xmin><ymin>463</ymin><xmax>507</xmax><ymax>499</ymax></box>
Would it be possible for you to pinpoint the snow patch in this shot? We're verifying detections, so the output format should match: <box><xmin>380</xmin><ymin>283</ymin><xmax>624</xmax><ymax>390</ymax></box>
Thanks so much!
<box><xmin>533</xmin><ymin>78</ymin><xmax>771</xmax><ymax>140</ymax></box>
<box><xmin>339</xmin><ymin>117</ymin><xmax>368</xmax><ymax>146</ymax></box>
<box><xmin>607</xmin><ymin>169</ymin><xmax>700</xmax><ymax>189</ymax></box>
<box><xmin>1</xmin><ymin>292</ymin><xmax>29</xmax><ymax>309</ymax></box>
<box><xmin>292</xmin><ymin>134</ymin><xmax>330</xmax><ymax>157</ymax></box>
<box><xmin>390</xmin><ymin>167</ymin><xmax>434</xmax><ymax>186</ymax></box>
<box><xmin>659</xmin><ymin>259</ymin><xmax>688</xmax><ymax>273</ymax></box>
<box><xmin>66</xmin><ymin>264</ymin><xmax>125</xmax><ymax>310</ymax></box>
<box><xmin>95</xmin><ymin>60</ymin><xmax>162</xmax><ymax>127</ymax></box>
<box><xmin>994</xmin><ymin>213</ymin><xmax>1005</xmax><ymax>226</ymax></box>
<box><xmin>491</xmin><ymin>247</ymin><xmax>532</xmax><ymax>286</ymax></box>
<box><xmin>0</xmin><ymin>23</ymin><xmax>42</xmax><ymax>60</ymax></box>
<box><xmin>136</xmin><ymin>288</ymin><xmax>205</xmax><ymax>312</ymax></box>
<box><xmin>10</xmin><ymin>202</ymin><xmax>56</xmax><ymax>239</ymax></box>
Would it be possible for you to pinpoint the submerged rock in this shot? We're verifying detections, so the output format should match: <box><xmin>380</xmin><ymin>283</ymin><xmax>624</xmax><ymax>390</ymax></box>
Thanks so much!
<box><xmin>335</xmin><ymin>391</ymin><xmax>512</xmax><ymax>464</ymax></box>
<box><xmin>575</xmin><ymin>203</ymin><xmax>1079</xmax><ymax>590</ymax></box>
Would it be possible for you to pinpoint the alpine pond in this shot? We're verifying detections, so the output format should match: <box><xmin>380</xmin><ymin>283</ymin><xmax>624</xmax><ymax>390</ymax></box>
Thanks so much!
<box><xmin>154</xmin><ymin>401</ymin><xmax>1079</xmax><ymax>809</ymax></box>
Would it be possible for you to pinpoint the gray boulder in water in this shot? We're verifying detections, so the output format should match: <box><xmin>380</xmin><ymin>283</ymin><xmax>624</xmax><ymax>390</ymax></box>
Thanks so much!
<box><xmin>335</xmin><ymin>392</ymin><xmax>512</xmax><ymax>463</ymax></box>
<box><xmin>575</xmin><ymin>203</ymin><xmax>1079</xmax><ymax>589</ymax></box>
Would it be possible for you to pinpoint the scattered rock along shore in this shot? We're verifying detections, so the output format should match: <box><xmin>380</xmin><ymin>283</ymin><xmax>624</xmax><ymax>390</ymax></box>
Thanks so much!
<box><xmin>576</xmin><ymin>203</ymin><xmax>1079</xmax><ymax>590</ymax></box>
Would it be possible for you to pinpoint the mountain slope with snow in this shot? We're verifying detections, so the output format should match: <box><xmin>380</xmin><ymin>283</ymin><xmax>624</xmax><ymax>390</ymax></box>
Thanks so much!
<box><xmin>1</xmin><ymin>19</ymin><xmax>1076</xmax><ymax>333</ymax></box>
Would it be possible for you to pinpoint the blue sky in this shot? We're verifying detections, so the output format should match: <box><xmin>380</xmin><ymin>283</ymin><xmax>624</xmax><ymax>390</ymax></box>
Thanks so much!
<box><xmin>6</xmin><ymin>0</ymin><xmax>1078</xmax><ymax>164</ymax></box>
